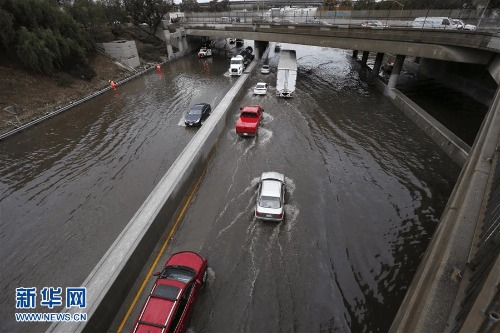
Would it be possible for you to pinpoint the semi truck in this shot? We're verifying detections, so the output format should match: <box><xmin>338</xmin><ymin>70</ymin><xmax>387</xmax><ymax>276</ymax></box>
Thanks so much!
<box><xmin>276</xmin><ymin>50</ymin><xmax>297</xmax><ymax>97</ymax></box>
<box><xmin>229</xmin><ymin>46</ymin><xmax>254</xmax><ymax>76</ymax></box>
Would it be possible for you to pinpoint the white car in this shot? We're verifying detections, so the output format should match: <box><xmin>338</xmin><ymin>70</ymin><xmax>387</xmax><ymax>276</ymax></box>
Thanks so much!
<box><xmin>255</xmin><ymin>172</ymin><xmax>285</xmax><ymax>222</ymax></box>
<box><xmin>360</xmin><ymin>20</ymin><xmax>389</xmax><ymax>28</ymax></box>
<box><xmin>260</xmin><ymin>65</ymin><xmax>270</xmax><ymax>74</ymax></box>
<box><xmin>253</xmin><ymin>82</ymin><xmax>268</xmax><ymax>95</ymax></box>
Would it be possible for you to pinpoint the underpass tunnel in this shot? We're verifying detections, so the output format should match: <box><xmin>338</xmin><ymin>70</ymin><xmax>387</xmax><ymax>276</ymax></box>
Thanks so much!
<box><xmin>254</xmin><ymin>40</ymin><xmax>269</xmax><ymax>59</ymax></box>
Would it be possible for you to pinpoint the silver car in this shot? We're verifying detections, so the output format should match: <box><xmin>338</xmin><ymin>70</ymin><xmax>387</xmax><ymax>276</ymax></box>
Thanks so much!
<box><xmin>253</xmin><ymin>82</ymin><xmax>268</xmax><ymax>95</ymax></box>
<box><xmin>255</xmin><ymin>172</ymin><xmax>285</xmax><ymax>222</ymax></box>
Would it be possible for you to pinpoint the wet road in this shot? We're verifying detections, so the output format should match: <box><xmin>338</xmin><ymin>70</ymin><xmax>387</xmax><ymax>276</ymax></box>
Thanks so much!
<box><xmin>0</xmin><ymin>53</ymin><xmax>236</xmax><ymax>333</ymax></box>
<box><xmin>113</xmin><ymin>44</ymin><xmax>461</xmax><ymax>333</ymax></box>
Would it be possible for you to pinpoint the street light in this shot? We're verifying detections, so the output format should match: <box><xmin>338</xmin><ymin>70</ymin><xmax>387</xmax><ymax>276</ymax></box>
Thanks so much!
<box><xmin>387</xmin><ymin>0</ymin><xmax>404</xmax><ymax>20</ymax></box>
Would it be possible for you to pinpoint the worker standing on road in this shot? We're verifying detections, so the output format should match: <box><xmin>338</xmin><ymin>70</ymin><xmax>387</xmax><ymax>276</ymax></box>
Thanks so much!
<box><xmin>156</xmin><ymin>64</ymin><xmax>162</xmax><ymax>74</ymax></box>
<box><xmin>109</xmin><ymin>80</ymin><xmax>117</xmax><ymax>91</ymax></box>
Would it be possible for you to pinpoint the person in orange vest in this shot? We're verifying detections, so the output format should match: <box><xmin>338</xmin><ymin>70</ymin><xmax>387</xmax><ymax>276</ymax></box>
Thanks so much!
<box><xmin>109</xmin><ymin>80</ymin><xmax>117</xmax><ymax>91</ymax></box>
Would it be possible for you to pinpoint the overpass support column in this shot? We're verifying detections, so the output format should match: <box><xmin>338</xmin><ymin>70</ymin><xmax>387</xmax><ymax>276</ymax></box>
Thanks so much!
<box><xmin>387</xmin><ymin>55</ymin><xmax>406</xmax><ymax>90</ymax></box>
<box><xmin>372</xmin><ymin>52</ymin><xmax>384</xmax><ymax>76</ymax></box>
<box><xmin>352</xmin><ymin>50</ymin><xmax>358</xmax><ymax>59</ymax></box>
<box><xmin>361</xmin><ymin>51</ymin><xmax>369</xmax><ymax>66</ymax></box>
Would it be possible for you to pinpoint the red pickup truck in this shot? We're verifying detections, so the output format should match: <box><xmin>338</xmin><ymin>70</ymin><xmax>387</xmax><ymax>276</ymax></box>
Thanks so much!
<box><xmin>235</xmin><ymin>105</ymin><xmax>264</xmax><ymax>137</ymax></box>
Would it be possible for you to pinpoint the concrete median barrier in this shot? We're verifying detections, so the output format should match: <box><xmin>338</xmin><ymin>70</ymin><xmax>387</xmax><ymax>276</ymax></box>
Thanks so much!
<box><xmin>48</xmin><ymin>61</ymin><xmax>258</xmax><ymax>333</ymax></box>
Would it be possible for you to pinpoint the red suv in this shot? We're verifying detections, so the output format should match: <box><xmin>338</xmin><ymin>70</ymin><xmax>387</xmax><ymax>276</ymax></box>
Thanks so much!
<box><xmin>132</xmin><ymin>251</ymin><xmax>208</xmax><ymax>333</ymax></box>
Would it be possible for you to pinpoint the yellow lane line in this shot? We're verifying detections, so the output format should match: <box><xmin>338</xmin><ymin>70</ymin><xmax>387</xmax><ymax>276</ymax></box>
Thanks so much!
<box><xmin>117</xmin><ymin>171</ymin><xmax>206</xmax><ymax>332</ymax></box>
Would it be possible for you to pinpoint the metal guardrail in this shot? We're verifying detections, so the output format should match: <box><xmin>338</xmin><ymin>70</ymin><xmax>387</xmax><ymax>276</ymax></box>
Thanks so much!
<box><xmin>0</xmin><ymin>63</ymin><xmax>165</xmax><ymax>141</ymax></box>
<box><xmin>183</xmin><ymin>9</ymin><xmax>500</xmax><ymax>32</ymax></box>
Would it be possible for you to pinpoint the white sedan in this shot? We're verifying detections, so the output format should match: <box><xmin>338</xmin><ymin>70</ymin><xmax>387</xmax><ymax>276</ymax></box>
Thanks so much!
<box><xmin>253</xmin><ymin>82</ymin><xmax>268</xmax><ymax>95</ymax></box>
<box><xmin>260</xmin><ymin>65</ymin><xmax>270</xmax><ymax>74</ymax></box>
<box><xmin>255</xmin><ymin>172</ymin><xmax>285</xmax><ymax>222</ymax></box>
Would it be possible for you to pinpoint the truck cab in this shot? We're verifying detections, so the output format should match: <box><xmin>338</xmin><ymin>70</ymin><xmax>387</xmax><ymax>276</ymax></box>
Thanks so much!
<box><xmin>229</xmin><ymin>55</ymin><xmax>244</xmax><ymax>75</ymax></box>
<box><xmin>235</xmin><ymin>105</ymin><xmax>264</xmax><ymax>137</ymax></box>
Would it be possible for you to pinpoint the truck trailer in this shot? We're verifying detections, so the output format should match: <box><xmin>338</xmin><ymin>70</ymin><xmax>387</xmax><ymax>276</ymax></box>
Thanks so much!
<box><xmin>276</xmin><ymin>50</ymin><xmax>297</xmax><ymax>97</ymax></box>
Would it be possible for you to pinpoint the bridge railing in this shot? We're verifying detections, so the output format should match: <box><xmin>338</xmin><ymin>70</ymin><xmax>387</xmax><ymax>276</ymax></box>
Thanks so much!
<box><xmin>183</xmin><ymin>9</ymin><xmax>500</xmax><ymax>32</ymax></box>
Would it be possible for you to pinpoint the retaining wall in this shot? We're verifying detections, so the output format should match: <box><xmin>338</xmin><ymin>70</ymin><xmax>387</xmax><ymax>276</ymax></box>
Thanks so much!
<box><xmin>374</xmin><ymin>79</ymin><xmax>470</xmax><ymax>167</ymax></box>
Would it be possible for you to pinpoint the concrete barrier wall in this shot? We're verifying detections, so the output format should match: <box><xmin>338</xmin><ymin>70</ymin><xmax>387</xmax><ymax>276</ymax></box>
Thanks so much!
<box><xmin>48</xmin><ymin>61</ymin><xmax>257</xmax><ymax>333</ymax></box>
<box><xmin>374</xmin><ymin>79</ymin><xmax>470</xmax><ymax>167</ymax></box>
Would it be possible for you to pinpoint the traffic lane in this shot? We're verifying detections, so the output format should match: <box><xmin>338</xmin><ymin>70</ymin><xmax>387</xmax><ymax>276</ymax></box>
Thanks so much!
<box><xmin>181</xmin><ymin>61</ymin><xmax>457</xmax><ymax>331</ymax></box>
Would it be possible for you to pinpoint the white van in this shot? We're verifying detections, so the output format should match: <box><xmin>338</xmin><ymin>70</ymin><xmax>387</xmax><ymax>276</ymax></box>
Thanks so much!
<box><xmin>412</xmin><ymin>17</ymin><xmax>460</xmax><ymax>29</ymax></box>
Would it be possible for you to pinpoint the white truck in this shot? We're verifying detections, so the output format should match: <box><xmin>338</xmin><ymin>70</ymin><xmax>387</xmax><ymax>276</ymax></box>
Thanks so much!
<box><xmin>276</xmin><ymin>50</ymin><xmax>297</xmax><ymax>97</ymax></box>
<box><xmin>412</xmin><ymin>17</ymin><xmax>460</xmax><ymax>29</ymax></box>
<box><xmin>197</xmin><ymin>47</ymin><xmax>212</xmax><ymax>58</ymax></box>
<box><xmin>229</xmin><ymin>46</ymin><xmax>253</xmax><ymax>76</ymax></box>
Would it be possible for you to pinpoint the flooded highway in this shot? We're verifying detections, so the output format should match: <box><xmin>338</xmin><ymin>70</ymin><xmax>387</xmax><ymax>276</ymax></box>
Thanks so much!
<box><xmin>1</xmin><ymin>41</ymin><xmax>471</xmax><ymax>332</ymax></box>
<box><xmin>112</xmin><ymin>44</ymin><xmax>461</xmax><ymax>333</ymax></box>
<box><xmin>0</xmin><ymin>54</ymin><xmax>235</xmax><ymax>333</ymax></box>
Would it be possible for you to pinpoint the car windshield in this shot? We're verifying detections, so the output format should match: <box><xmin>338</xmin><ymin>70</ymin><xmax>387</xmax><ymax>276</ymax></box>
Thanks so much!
<box><xmin>256</xmin><ymin>84</ymin><xmax>266</xmax><ymax>89</ymax></box>
<box><xmin>160</xmin><ymin>266</ymin><xmax>196</xmax><ymax>283</ymax></box>
<box><xmin>231</xmin><ymin>59</ymin><xmax>242</xmax><ymax>65</ymax></box>
<box><xmin>259</xmin><ymin>195</ymin><xmax>281</xmax><ymax>209</ymax></box>
<box><xmin>189</xmin><ymin>107</ymin><xmax>203</xmax><ymax>115</ymax></box>
<box><xmin>241</xmin><ymin>112</ymin><xmax>258</xmax><ymax>118</ymax></box>
<box><xmin>262</xmin><ymin>65</ymin><xmax>269</xmax><ymax>69</ymax></box>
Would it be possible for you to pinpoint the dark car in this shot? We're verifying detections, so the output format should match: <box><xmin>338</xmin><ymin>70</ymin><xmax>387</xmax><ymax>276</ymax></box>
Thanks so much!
<box><xmin>184</xmin><ymin>103</ymin><xmax>211</xmax><ymax>127</ymax></box>
<box><xmin>132</xmin><ymin>251</ymin><xmax>208</xmax><ymax>333</ymax></box>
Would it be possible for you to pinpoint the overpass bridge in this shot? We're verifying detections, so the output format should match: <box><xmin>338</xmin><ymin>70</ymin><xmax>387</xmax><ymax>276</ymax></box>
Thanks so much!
<box><xmin>177</xmin><ymin>20</ymin><xmax>500</xmax><ymax>332</ymax></box>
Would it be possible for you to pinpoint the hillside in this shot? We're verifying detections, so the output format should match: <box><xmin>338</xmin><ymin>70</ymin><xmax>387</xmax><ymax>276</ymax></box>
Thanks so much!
<box><xmin>0</xmin><ymin>25</ymin><xmax>168</xmax><ymax>136</ymax></box>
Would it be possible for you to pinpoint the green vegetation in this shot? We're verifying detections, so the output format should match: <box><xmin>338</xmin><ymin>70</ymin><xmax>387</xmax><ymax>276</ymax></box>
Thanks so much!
<box><xmin>0</xmin><ymin>0</ymin><xmax>94</xmax><ymax>75</ymax></box>
<box><xmin>0</xmin><ymin>0</ymin><xmax>170</xmax><ymax>76</ymax></box>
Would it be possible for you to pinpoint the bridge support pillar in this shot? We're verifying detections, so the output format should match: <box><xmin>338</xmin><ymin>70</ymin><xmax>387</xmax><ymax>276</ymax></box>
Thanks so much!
<box><xmin>386</xmin><ymin>54</ymin><xmax>406</xmax><ymax>91</ymax></box>
<box><xmin>352</xmin><ymin>50</ymin><xmax>358</xmax><ymax>59</ymax></box>
<box><xmin>372</xmin><ymin>52</ymin><xmax>384</xmax><ymax>76</ymax></box>
<box><xmin>361</xmin><ymin>51</ymin><xmax>369</xmax><ymax>66</ymax></box>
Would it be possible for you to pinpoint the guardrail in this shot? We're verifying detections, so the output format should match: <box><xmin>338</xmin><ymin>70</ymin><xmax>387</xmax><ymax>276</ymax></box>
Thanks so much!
<box><xmin>0</xmin><ymin>63</ymin><xmax>163</xmax><ymax>141</ymax></box>
<box><xmin>182</xmin><ymin>9</ymin><xmax>500</xmax><ymax>32</ymax></box>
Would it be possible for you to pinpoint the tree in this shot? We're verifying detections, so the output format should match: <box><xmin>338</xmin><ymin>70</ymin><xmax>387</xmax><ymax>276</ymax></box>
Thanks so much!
<box><xmin>124</xmin><ymin>0</ymin><xmax>173</xmax><ymax>34</ymax></box>
<box><xmin>66</xmin><ymin>0</ymin><xmax>106</xmax><ymax>40</ymax></box>
<box><xmin>180</xmin><ymin>0</ymin><xmax>201</xmax><ymax>13</ymax></box>
<box><xmin>219</xmin><ymin>0</ymin><xmax>230</xmax><ymax>11</ymax></box>
<box><xmin>0</xmin><ymin>0</ymin><xmax>93</xmax><ymax>74</ymax></box>
<box><xmin>208</xmin><ymin>0</ymin><xmax>218</xmax><ymax>12</ymax></box>
<box><xmin>324</xmin><ymin>0</ymin><xmax>337</xmax><ymax>10</ymax></box>
<box><xmin>98</xmin><ymin>0</ymin><xmax>127</xmax><ymax>26</ymax></box>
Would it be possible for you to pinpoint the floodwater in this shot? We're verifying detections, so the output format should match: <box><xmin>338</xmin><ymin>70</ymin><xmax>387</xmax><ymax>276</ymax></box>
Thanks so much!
<box><xmin>1</xmin><ymin>42</ymin><xmax>472</xmax><ymax>332</ymax></box>
<box><xmin>0</xmin><ymin>53</ymin><xmax>235</xmax><ymax>333</ymax></box>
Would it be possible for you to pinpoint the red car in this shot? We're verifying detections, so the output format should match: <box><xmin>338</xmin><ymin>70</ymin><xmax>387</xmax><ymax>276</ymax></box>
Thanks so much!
<box><xmin>132</xmin><ymin>251</ymin><xmax>208</xmax><ymax>333</ymax></box>
<box><xmin>235</xmin><ymin>105</ymin><xmax>264</xmax><ymax>137</ymax></box>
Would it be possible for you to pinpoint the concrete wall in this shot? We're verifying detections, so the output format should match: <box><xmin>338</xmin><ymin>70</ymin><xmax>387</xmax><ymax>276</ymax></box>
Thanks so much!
<box><xmin>375</xmin><ymin>80</ymin><xmax>470</xmax><ymax>167</ymax></box>
<box><xmin>47</xmin><ymin>60</ymin><xmax>258</xmax><ymax>333</ymax></box>
<box><xmin>419</xmin><ymin>58</ymin><xmax>498</xmax><ymax>107</ymax></box>
<box><xmin>102</xmin><ymin>40</ymin><xmax>140</xmax><ymax>68</ymax></box>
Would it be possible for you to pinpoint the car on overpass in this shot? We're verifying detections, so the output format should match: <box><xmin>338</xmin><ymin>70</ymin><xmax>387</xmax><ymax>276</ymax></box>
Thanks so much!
<box><xmin>132</xmin><ymin>251</ymin><xmax>208</xmax><ymax>333</ymax></box>
<box><xmin>360</xmin><ymin>20</ymin><xmax>389</xmax><ymax>28</ymax></box>
<box><xmin>255</xmin><ymin>172</ymin><xmax>286</xmax><ymax>222</ymax></box>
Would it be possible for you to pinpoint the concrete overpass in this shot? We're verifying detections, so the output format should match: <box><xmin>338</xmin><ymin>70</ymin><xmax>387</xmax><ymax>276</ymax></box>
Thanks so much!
<box><xmin>182</xmin><ymin>22</ymin><xmax>500</xmax><ymax>86</ymax></box>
